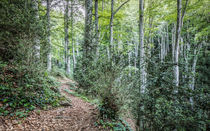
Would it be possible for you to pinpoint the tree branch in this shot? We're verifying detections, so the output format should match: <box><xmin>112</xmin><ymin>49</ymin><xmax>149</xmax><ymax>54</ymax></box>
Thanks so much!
<box><xmin>181</xmin><ymin>0</ymin><xmax>189</xmax><ymax>26</ymax></box>
<box><xmin>113</xmin><ymin>0</ymin><xmax>130</xmax><ymax>16</ymax></box>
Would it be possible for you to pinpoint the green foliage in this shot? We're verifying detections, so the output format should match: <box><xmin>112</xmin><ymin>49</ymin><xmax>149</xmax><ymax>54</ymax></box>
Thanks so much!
<box><xmin>50</xmin><ymin>67</ymin><xmax>68</xmax><ymax>78</ymax></box>
<box><xmin>0</xmin><ymin>61</ymin><xmax>62</xmax><ymax>117</ymax></box>
<box><xmin>95</xmin><ymin>119</ymin><xmax>132</xmax><ymax>131</ymax></box>
<box><xmin>75</xmin><ymin>54</ymin><xmax>127</xmax><ymax>119</ymax></box>
<box><xmin>99</xmin><ymin>93</ymin><xmax>120</xmax><ymax>120</ymax></box>
<box><xmin>135</xmin><ymin>52</ymin><xmax>209</xmax><ymax>130</ymax></box>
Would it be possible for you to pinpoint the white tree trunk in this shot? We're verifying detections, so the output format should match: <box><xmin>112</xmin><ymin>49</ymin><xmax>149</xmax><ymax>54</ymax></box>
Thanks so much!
<box><xmin>172</xmin><ymin>24</ymin><xmax>176</xmax><ymax>63</ymax></box>
<box><xmin>47</xmin><ymin>0</ymin><xmax>52</xmax><ymax>71</ymax></box>
<box><xmin>189</xmin><ymin>43</ymin><xmax>202</xmax><ymax>106</ymax></box>
<box><xmin>139</xmin><ymin>0</ymin><xmax>146</xmax><ymax>93</ymax></box>
<box><xmin>109</xmin><ymin>0</ymin><xmax>114</xmax><ymax>61</ymax></box>
<box><xmin>134</xmin><ymin>39</ymin><xmax>139</xmax><ymax>73</ymax></box>
<box><xmin>174</xmin><ymin>0</ymin><xmax>182</xmax><ymax>87</ymax></box>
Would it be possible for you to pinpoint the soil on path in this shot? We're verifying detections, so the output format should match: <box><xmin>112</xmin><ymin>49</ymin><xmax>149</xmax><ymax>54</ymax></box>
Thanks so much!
<box><xmin>0</xmin><ymin>78</ymin><xmax>105</xmax><ymax>131</ymax></box>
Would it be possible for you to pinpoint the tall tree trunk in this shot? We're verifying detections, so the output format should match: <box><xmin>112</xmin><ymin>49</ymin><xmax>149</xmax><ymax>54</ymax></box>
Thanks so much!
<box><xmin>172</xmin><ymin>23</ymin><xmax>176</xmax><ymax>63</ymax></box>
<box><xmin>189</xmin><ymin>43</ymin><xmax>202</xmax><ymax>107</ymax></box>
<box><xmin>138</xmin><ymin>0</ymin><xmax>146</xmax><ymax>130</ymax></box>
<box><xmin>95</xmin><ymin>0</ymin><xmax>99</xmax><ymax>59</ymax></box>
<box><xmin>166</xmin><ymin>24</ymin><xmax>169</xmax><ymax>55</ymax></box>
<box><xmin>83</xmin><ymin>0</ymin><xmax>93</xmax><ymax>63</ymax></box>
<box><xmin>134</xmin><ymin>38</ymin><xmax>139</xmax><ymax>72</ymax></box>
<box><xmin>76</xmin><ymin>39</ymin><xmax>80</xmax><ymax>57</ymax></box>
<box><xmin>47</xmin><ymin>0</ymin><xmax>52</xmax><ymax>71</ymax></box>
<box><xmin>174</xmin><ymin>0</ymin><xmax>182</xmax><ymax>87</ymax></box>
<box><xmin>64</xmin><ymin>0</ymin><xmax>70</xmax><ymax>74</ymax></box>
<box><xmin>161</xmin><ymin>31</ymin><xmax>165</xmax><ymax>62</ymax></box>
<box><xmin>32</xmin><ymin>0</ymin><xmax>40</xmax><ymax>60</ymax></box>
<box><xmin>71</xmin><ymin>0</ymin><xmax>76</xmax><ymax>72</ymax></box>
<box><xmin>109</xmin><ymin>0</ymin><xmax>114</xmax><ymax>61</ymax></box>
<box><xmin>174</xmin><ymin>0</ymin><xmax>188</xmax><ymax>87</ymax></box>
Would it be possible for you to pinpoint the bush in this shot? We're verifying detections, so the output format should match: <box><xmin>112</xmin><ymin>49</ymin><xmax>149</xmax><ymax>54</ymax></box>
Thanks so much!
<box><xmin>0</xmin><ymin>61</ymin><xmax>62</xmax><ymax>116</ymax></box>
<box><xmin>99</xmin><ymin>92</ymin><xmax>120</xmax><ymax>120</ymax></box>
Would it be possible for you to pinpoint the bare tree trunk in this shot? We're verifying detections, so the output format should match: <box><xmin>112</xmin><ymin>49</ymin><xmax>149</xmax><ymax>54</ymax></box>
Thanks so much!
<box><xmin>138</xmin><ymin>0</ymin><xmax>146</xmax><ymax>130</ymax></box>
<box><xmin>174</xmin><ymin>0</ymin><xmax>182</xmax><ymax>87</ymax></box>
<box><xmin>71</xmin><ymin>0</ymin><xmax>76</xmax><ymax>71</ymax></box>
<box><xmin>134</xmin><ymin>39</ymin><xmax>139</xmax><ymax>72</ymax></box>
<box><xmin>172</xmin><ymin>24</ymin><xmax>176</xmax><ymax>63</ymax></box>
<box><xmin>161</xmin><ymin>31</ymin><xmax>165</xmax><ymax>62</ymax></box>
<box><xmin>47</xmin><ymin>0</ymin><xmax>52</xmax><ymax>71</ymax></box>
<box><xmin>76</xmin><ymin>40</ymin><xmax>79</xmax><ymax>57</ymax></box>
<box><xmin>109</xmin><ymin>0</ymin><xmax>114</xmax><ymax>61</ymax></box>
<box><xmin>95</xmin><ymin>0</ymin><xmax>99</xmax><ymax>59</ymax></box>
<box><xmin>174</xmin><ymin>0</ymin><xmax>189</xmax><ymax>87</ymax></box>
<box><xmin>166</xmin><ymin>24</ymin><xmax>170</xmax><ymax>55</ymax></box>
<box><xmin>32</xmin><ymin>0</ymin><xmax>40</xmax><ymax>60</ymax></box>
<box><xmin>189</xmin><ymin>43</ymin><xmax>202</xmax><ymax>107</ymax></box>
<box><xmin>64</xmin><ymin>0</ymin><xmax>70</xmax><ymax>74</ymax></box>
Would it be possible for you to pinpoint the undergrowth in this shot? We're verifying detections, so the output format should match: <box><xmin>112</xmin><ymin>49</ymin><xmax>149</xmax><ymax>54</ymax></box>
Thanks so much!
<box><xmin>0</xmin><ymin>61</ymin><xmax>64</xmax><ymax>118</ymax></box>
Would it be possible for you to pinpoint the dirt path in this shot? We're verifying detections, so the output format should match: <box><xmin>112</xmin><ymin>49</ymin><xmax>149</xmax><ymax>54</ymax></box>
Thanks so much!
<box><xmin>0</xmin><ymin>78</ymin><xmax>105</xmax><ymax>131</ymax></box>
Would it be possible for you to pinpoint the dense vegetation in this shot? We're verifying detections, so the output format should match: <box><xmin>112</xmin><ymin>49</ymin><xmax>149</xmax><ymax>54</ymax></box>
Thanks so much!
<box><xmin>0</xmin><ymin>0</ymin><xmax>209</xmax><ymax>130</ymax></box>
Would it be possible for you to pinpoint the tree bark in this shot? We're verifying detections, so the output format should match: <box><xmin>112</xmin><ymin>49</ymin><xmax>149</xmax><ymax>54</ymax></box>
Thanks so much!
<box><xmin>95</xmin><ymin>0</ymin><xmax>99</xmax><ymax>59</ymax></box>
<box><xmin>189</xmin><ymin>43</ymin><xmax>202</xmax><ymax>107</ymax></box>
<box><xmin>109</xmin><ymin>0</ymin><xmax>114</xmax><ymax>61</ymax></box>
<box><xmin>139</xmin><ymin>8</ymin><xmax>146</xmax><ymax>88</ymax></box>
<box><xmin>47</xmin><ymin>0</ymin><xmax>52</xmax><ymax>71</ymax></box>
<box><xmin>138</xmin><ymin>0</ymin><xmax>146</xmax><ymax>130</ymax></box>
<box><xmin>174</xmin><ymin>0</ymin><xmax>182</xmax><ymax>87</ymax></box>
<box><xmin>174</xmin><ymin>0</ymin><xmax>189</xmax><ymax>87</ymax></box>
<box><xmin>64</xmin><ymin>0</ymin><xmax>70</xmax><ymax>74</ymax></box>
<box><xmin>71</xmin><ymin>0</ymin><xmax>76</xmax><ymax>71</ymax></box>
<box><xmin>83</xmin><ymin>0</ymin><xmax>93</xmax><ymax>67</ymax></box>
<box><xmin>32</xmin><ymin>0</ymin><xmax>40</xmax><ymax>60</ymax></box>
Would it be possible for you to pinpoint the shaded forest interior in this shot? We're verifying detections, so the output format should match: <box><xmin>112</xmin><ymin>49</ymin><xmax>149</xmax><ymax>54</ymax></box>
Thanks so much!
<box><xmin>0</xmin><ymin>0</ymin><xmax>209</xmax><ymax>130</ymax></box>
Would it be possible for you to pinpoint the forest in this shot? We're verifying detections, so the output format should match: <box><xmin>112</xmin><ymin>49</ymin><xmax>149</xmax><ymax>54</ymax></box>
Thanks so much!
<box><xmin>0</xmin><ymin>0</ymin><xmax>209</xmax><ymax>130</ymax></box>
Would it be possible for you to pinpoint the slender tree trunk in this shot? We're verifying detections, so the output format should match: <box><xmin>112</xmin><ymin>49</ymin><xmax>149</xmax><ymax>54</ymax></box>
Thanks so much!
<box><xmin>71</xmin><ymin>0</ymin><xmax>76</xmax><ymax>71</ymax></box>
<box><xmin>174</xmin><ymin>0</ymin><xmax>182</xmax><ymax>87</ymax></box>
<box><xmin>166</xmin><ymin>24</ymin><xmax>170</xmax><ymax>54</ymax></box>
<box><xmin>32</xmin><ymin>0</ymin><xmax>40</xmax><ymax>60</ymax></box>
<box><xmin>184</xmin><ymin>22</ymin><xmax>190</xmax><ymax>81</ymax></box>
<box><xmin>174</xmin><ymin>0</ymin><xmax>188</xmax><ymax>87</ymax></box>
<box><xmin>64</xmin><ymin>0</ymin><xmax>70</xmax><ymax>74</ymax></box>
<box><xmin>47</xmin><ymin>0</ymin><xmax>52</xmax><ymax>71</ymax></box>
<box><xmin>189</xmin><ymin>43</ymin><xmax>202</xmax><ymax>107</ymax></box>
<box><xmin>161</xmin><ymin>31</ymin><xmax>165</xmax><ymax>62</ymax></box>
<box><xmin>172</xmin><ymin>24</ymin><xmax>176</xmax><ymax>63</ymax></box>
<box><xmin>134</xmin><ymin>39</ymin><xmax>139</xmax><ymax>72</ymax></box>
<box><xmin>109</xmin><ymin>0</ymin><xmax>114</xmax><ymax>61</ymax></box>
<box><xmin>95</xmin><ymin>0</ymin><xmax>99</xmax><ymax>59</ymax></box>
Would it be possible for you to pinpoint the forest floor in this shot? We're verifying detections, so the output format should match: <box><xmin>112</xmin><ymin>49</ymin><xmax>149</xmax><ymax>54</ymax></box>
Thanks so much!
<box><xmin>0</xmin><ymin>77</ymin><xmax>106</xmax><ymax>131</ymax></box>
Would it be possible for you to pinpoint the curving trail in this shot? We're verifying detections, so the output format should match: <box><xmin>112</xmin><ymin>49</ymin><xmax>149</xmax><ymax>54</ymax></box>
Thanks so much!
<box><xmin>0</xmin><ymin>78</ymin><xmax>106</xmax><ymax>131</ymax></box>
